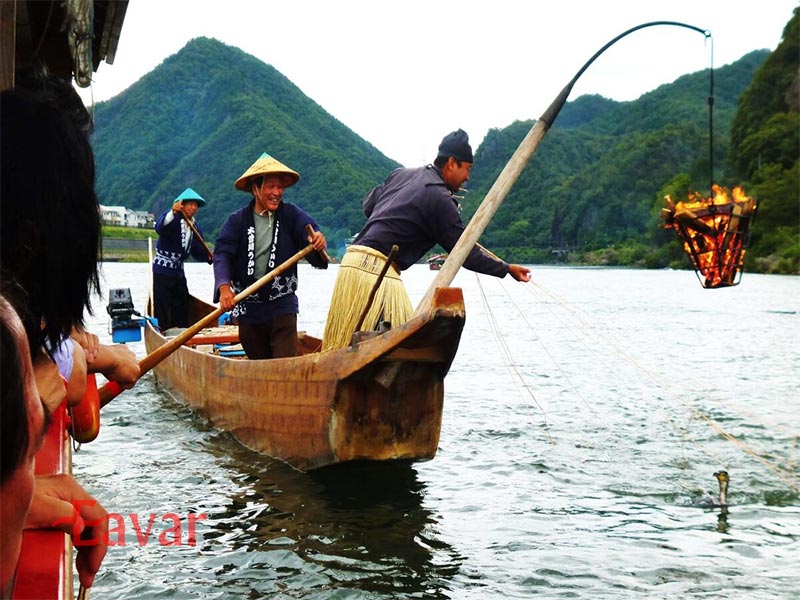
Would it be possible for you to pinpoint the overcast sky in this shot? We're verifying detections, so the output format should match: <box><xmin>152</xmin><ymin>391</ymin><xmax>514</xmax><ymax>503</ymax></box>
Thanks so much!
<box><xmin>79</xmin><ymin>0</ymin><xmax>798</xmax><ymax>167</ymax></box>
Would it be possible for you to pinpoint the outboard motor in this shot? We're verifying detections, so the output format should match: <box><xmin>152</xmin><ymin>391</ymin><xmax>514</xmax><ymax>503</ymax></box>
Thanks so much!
<box><xmin>106</xmin><ymin>288</ymin><xmax>153</xmax><ymax>343</ymax></box>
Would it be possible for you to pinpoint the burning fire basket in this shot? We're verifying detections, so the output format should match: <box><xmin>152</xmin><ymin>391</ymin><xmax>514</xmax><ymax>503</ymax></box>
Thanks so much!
<box><xmin>662</xmin><ymin>185</ymin><xmax>757</xmax><ymax>288</ymax></box>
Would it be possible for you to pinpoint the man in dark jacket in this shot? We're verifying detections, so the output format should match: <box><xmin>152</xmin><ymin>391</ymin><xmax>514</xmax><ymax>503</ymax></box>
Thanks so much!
<box><xmin>322</xmin><ymin>129</ymin><xmax>530</xmax><ymax>350</ymax></box>
<box><xmin>214</xmin><ymin>153</ymin><xmax>327</xmax><ymax>359</ymax></box>
<box><xmin>152</xmin><ymin>187</ymin><xmax>212</xmax><ymax>331</ymax></box>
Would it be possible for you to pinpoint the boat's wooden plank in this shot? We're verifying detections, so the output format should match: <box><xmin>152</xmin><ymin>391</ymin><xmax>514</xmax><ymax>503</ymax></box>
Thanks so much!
<box><xmin>184</xmin><ymin>333</ymin><xmax>240</xmax><ymax>346</ymax></box>
<box><xmin>180</xmin><ymin>325</ymin><xmax>240</xmax><ymax>346</ymax></box>
<box><xmin>382</xmin><ymin>346</ymin><xmax>446</xmax><ymax>362</ymax></box>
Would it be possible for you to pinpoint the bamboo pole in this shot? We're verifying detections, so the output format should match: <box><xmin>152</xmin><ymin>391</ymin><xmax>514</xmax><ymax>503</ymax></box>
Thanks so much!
<box><xmin>352</xmin><ymin>244</ymin><xmax>399</xmax><ymax>335</ymax></box>
<box><xmin>414</xmin><ymin>20</ymin><xmax>710</xmax><ymax>315</ymax></box>
<box><xmin>0</xmin><ymin>0</ymin><xmax>15</xmax><ymax>91</ymax></box>
<box><xmin>414</xmin><ymin>85</ymin><xmax>569</xmax><ymax>314</ymax></box>
<box><xmin>180</xmin><ymin>210</ymin><xmax>213</xmax><ymax>262</ymax></box>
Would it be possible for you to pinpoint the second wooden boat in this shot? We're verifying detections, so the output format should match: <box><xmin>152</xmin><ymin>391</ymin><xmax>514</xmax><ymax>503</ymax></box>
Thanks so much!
<box><xmin>427</xmin><ymin>254</ymin><xmax>447</xmax><ymax>270</ymax></box>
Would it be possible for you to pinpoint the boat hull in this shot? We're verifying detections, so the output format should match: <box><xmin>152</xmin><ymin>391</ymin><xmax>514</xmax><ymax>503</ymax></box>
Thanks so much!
<box><xmin>13</xmin><ymin>403</ymin><xmax>72</xmax><ymax>600</ymax></box>
<box><xmin>145</xmin><ymin>288</ymin><xmax>465</xmax><ymax>471</ymax></box>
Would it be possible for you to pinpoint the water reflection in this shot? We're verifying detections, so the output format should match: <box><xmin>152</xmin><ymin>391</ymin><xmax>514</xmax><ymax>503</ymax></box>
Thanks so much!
<box><xmin>716</xmin><ymin>507</ymin><xmax>729</xmax><ymax>533</ymax></box>
<box><xmin>201</xmin><ymin>433</ymin><xmax>463</xmax><ymax>597</ymax></box>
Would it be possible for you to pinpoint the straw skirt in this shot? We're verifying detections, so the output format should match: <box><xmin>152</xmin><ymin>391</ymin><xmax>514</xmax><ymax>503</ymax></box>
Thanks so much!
<box><xmin>322</xmin><ymin>245</ymin><xmax>413</xmax><ymax>350</ymax></box>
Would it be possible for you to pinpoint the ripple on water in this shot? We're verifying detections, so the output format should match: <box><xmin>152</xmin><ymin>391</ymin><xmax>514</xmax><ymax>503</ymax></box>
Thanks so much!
<box><xmin>80</xmin><ymin>265</ymin><xmax>800</xmax><ymax>598</ymax></box>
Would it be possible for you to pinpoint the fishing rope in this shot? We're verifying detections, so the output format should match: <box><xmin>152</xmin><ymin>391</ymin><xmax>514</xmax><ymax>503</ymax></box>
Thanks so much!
<box><xmin>536</xmin><ymin>284</ymin><xmax>800</xmax><ymax>491</ymax></box>
<box><xmin>527</xmin><ymin>279</ymin><xmax>787</xmax><ymax>463</ymax></box>
<box><xmin>534</xmin><ymin>283</ymin><xmax>796</xmax><ymax>474</ymax></box>
<box><xmin>519</xmin><ymin>278</ymin><xmax>799</xmax><ymax>493</ymax></box>
<box><xmin>513</xmin><ymin>275</ymin><xmax>695</xmax><ymax>458</ymax></box>
<box><xmin>474</xmin><ymin>273</ymin><xmax>555</xmax><ymax>444</ymax></box>
<box><xmin>487</xmin><ymin>276</ymin><xmax>602</xmax><ymax>420</ymax></box>
<box><xmin>478</xmin><ymin>274</ymin><xmax>683</xmax><ymax>471</ymax></box>
<box><xmin>487</xmin><ymin>275</ymin><xmax>647</xmax><ymax>462</ymax></box>
<box><xmin>708</xmin><ymin>396</ymin><xmax>799</xmax><ymax>438</ymax></box>
<box><xmin>707</xmin><ymin>35</ymin><xmax>715</xmax><ymax>198</ymax></box>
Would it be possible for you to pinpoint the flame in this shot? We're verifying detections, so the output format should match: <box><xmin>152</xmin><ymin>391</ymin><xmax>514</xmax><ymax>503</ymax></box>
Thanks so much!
<box><xmin>662</xmin><ymin>184</ymin><xmax>757</xmax><ymax>288</ymax></box>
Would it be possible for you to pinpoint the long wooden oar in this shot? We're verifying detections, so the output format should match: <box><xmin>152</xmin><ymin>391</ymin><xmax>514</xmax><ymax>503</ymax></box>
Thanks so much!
<box><xmin>180</xmin><ymin>210</ymin><xmax>214</xmax><ymax>262</ymax></box>
<box><xmin>98</xmin><ymin>240</ymin><xmax>317</xmax><ymax>407</ymax></box>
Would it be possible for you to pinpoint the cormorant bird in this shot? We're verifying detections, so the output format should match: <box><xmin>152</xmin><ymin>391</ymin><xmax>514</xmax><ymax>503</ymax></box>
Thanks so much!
<box><xmin>693</xmin><ymin>470</ymin><xmax>730</xmax><ymax>508</ymax></box>
<box><xmin>714</xmin><ymin>470</ymin><xmax>729</xmax><ymax>507</ymax></box>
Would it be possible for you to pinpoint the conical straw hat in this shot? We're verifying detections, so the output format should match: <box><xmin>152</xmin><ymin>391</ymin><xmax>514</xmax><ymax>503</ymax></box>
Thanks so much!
<box><xmin>234</xmin><ymin>153</ymin><xmax>300</xmax><ymax>191</ymax></box>
<box><xmin>173</xmin><ymin>187</ymin><xmax>207</xmax><ymax>206</ymax></box>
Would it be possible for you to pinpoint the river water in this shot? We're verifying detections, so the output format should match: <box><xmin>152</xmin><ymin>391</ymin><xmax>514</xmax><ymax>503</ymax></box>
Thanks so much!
<box><xmin>77</xmin><ymin>263</ymin><xmax>799</xmax><ymax>599</ymax></box>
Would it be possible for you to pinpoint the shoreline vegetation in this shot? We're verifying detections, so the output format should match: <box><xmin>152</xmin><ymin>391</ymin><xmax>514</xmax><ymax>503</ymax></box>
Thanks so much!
<box><xmin>101</xmin><ymin>226</ymin><xmax>155</xmax><ymax>262</ymax></box>
<box><xmin>101</xmin><ymin>228</ymin><xmax>795</xmax><ymax>274</ymax></box>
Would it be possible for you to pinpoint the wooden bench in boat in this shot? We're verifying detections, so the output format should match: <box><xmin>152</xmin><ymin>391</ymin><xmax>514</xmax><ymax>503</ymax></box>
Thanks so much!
<box><xmin>181</xmin><ymin>325</ymin><xmax>240</xmax><ymax>346</ymax></box>
<box><xmin>177</xmin><ymin>325</ymin><xmax>321</xmax><ymax>357</ymax></box>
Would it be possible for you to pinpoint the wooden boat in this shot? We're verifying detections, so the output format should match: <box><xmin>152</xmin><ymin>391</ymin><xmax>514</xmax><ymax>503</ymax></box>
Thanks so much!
<box><xmin>145</xmin><ymin>287</ymin><xmax>466</xmax><ymax>471</ymax></box>
<box><xmin>141</xmin><ymin>46</ymin><xmax>582</xmax><ymax>471</ymax></box>
<box><xmin>137</xmin><ymin>6</ymin><xmax>594</xmax><ymax>472</ymax></box>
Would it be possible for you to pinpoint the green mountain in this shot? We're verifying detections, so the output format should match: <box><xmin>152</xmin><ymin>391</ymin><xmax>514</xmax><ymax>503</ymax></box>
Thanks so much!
<box><xmin>462</xmin><ymin>9</ymin><xmax>798</xmax><ymax>273</ymax></box>
<box><xmin>462</xmin><ymin>50</ymin><xmax>773</xmax><ymax>268</ymax></box>
<box><xmin>91</xmin><ymin>37</ymin><xmax>400</xmax><ymax>248</ymax></box>
<box><xmin>729</xmin><ymin>8</ymin><xmax>799</xmax><ymax>274</ymax></box>
<box><xmin>92</xmin><ymin>18</ymin><xmax>798</xmax><ymax>272</ymax></box>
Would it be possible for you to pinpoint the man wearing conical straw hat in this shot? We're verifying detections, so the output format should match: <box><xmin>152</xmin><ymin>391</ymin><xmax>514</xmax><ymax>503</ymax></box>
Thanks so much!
<box><xmin>322</xmin><ymin>129</ymin><xmax>530</xmax><ymax>351</ymax></box>
<box><xmin>152</xmin><ymin>187</ymin><xmax>213</xmax><ymax>331</ymax></box>
<box><xmin>214</xmin><ymin>153</ymin><xmax>328</xmax><ymax>359</ymax></box>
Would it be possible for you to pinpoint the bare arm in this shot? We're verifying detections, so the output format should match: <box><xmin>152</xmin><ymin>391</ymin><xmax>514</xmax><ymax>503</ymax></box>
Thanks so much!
<box><xmin>87</xmin><ymin>344</ymin><xmax>140</xmax><ymax>389</ymax></box>
<box><xmin>33</xmin><ymin>354</ymin><xmax>67</xmax><ymax>414</ymax></box>
<box><xmin>71</xmin><ymin>327</ymin><xmax>99</xmax><ymax>364</ymax></box>
<box><xmin>64</xmin><ymin>343</ymin><xmax>88</xmax><ymax>407</ymax></box>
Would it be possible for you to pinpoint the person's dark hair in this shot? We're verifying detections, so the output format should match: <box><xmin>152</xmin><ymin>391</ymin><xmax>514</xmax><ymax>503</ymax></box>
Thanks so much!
<box><xmin>436</xmin><ymin>129</ymin><xmax>473</xmax><ymax>163</ymax></box>
<box><xmin>0</xmin><ymin>66</ymin><xmax>102</xmax><ymax>354</ymax></box>
<box><xmin>0</xmin><ymin>297</ymin><xmax>30</xmax><ymax>486</ymax></box>
<box><xmin>433</xmin><ymin>156</ymin><xmax>463</xmax><ymax>169</ymax></box>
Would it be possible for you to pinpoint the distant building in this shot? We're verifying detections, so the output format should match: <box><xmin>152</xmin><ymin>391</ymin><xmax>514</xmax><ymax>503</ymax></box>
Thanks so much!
<box><xmin>129</xmin><ymin>210</ymin><xmax>153</xmax><ymax>228</ymax></box>
<box><xmin>99</xmin><ymin>205</ymin><xmax>154</xmax><ymax>228</ymax></box>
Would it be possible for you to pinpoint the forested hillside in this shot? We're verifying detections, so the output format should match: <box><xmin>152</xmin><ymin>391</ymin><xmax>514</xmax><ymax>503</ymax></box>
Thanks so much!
<box><xmin>464</xmin><ymin>51</ymin><xmax>773</xmax><ymax>268</ymax></box>
<box><xmin>464</xmin><ymin>9</ymin><xmax>798</xmax><ymax>273</ymax></box>
<box><xmin>729</xmin><ymin>8</ymin><xmax>799</xmax><ymax>274</ymax></box>
<box><xmin>91</xmin><ymin>37</ymin><xmax>399</xmax><ymax>248</ymax></box>
<box><xmin>92</xmin><ymin>13</ymin><xmax>798</xmax><ymax>271</ymax></box>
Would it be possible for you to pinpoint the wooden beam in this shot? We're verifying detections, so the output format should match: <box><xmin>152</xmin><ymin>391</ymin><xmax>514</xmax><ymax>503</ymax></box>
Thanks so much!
<box><xmin>383</xmin><ymin>346</ymin><xmax>447</xmax><ymax>363</ymax></box>
<box><xmin>0</xmin><ymin>0</ymin><xmax>16</xmax><ymax>91</ymax></box>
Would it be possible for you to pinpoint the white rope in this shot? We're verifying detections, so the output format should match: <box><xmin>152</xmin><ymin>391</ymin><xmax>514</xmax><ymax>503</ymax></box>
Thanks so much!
<box><xmin>470</xmin><ymin>270</ymin><xmax>799</xmax><ymax>493</ymax></box>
